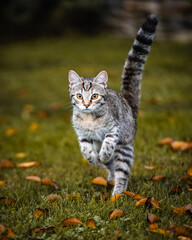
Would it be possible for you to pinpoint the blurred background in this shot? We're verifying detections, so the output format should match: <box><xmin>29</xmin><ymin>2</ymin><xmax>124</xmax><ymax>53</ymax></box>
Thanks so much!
<box><xmin>0</xmin><ymin>0</ymin><xmax>192</xmax><ymax>42</ymax></box>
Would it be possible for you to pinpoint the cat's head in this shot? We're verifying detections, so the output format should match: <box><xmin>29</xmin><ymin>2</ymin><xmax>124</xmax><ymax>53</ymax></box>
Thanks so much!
<box><xmin>68</xmin><ymin>70</ymin><xmax>108</xmax><ymax>113</ymax></box>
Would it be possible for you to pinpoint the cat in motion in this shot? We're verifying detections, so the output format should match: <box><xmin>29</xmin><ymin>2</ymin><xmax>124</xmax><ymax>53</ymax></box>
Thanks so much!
<box><xmin>68</xmin><ymin>15</ymin><xmax>158</xmax><ymax>195</ymax></box>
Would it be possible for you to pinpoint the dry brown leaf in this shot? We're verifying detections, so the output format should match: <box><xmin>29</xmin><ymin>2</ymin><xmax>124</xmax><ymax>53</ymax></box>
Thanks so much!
<box><xmin>7</xmin><ymin>227</ymin><xmax>15</xmax><ymax>238</ymax></box>
<box><xmin>29</xmin><ymin>122</ymin><xmax>39</xmax><ymax>131</ymax></box>
<box><xmin>41</xmin><ymin>178</ymin><xmax>58</xmax><ymax>189</ymax></box>
<box><xmin>188</xmin><ymin>189</ymin><xmax>192</xmax><ymax>192</ymax></box>
<box><xmin>147</xmin><ymin>213</ymin><xmax>161</xmax><ymax>224</ymax></box>
<box><xmin>158</xmin><ymin>138</ymin><xmax>173</xmax><ymax>146</ymax></box>
<box><xmin>187</xmin><ymin>168</ymin><xmax>192</xmax><ymax>177</ymax></box>
<box><xmin>61</xmin><ymin>217</ymin><xmax>83</xmax><ymax>226</ymax></box>
<box><xmin>186</xmin><ymin>180</ymin><xmax>192</xmax><ymax>186</ymax></box>
<box><xmin>30</xmin><ymin>226</ymin><xmax>56</xmax><ymax>235</ymax></box>
<box><xmin>173</xmin><ymin>203</ymin><xmax>192</xmax><ymax>216</ymax></box>
<box><xmin>178</xmin><ymin>175</ymin><xmax>190</xmax><ymax>182</ymax></box>
<box><xmin>0</xmin><ymin>224</ymin><xmax>6</xmax><ymax>234</ymax></box>
<box><xmin>146</xmin><ymin>197</ymin><xmax>163</xmax><ymax>209</ymax></box>
<box><xmin>110</xmin><ymin>194</ymin><xmax>123</xmax><ymax>203</ymax></box>
<box><xmin>177</xmin><ymin>236</ymin><xmax>191</xmax><ymax>240</ymax></box>
<box><xmin>171</xmin><ymin>187</ymin><xmax>183</xmax><ymax>194</ymax></box>
<box><xmin>146</xmin><ymin>227</ymin><xmax>171</xmax><ymax>236</ymax></box>
<box><xmin>5</xmin><ymin>128</ymin><xmax>17</xmax><ymax>136</ymax></box>
<box><xmin>25</xmin><ymin>176</ymin><xmax>41</xmax><ymax>182</ymax></box>
<box><xmin>33</xmin><ymin>208</ymin><xmax>47</xmax><ymax>219</ymax></box>
<box><xmin>0</xmin><ymin>159</ymin><xmax>15</xmax><ymax>168</ymax></box>
<box><xmin>46</xmin><ymin>194</ymin><xmax>59</xmax><ymax>201</ymax></box>
<box><xmin>122</xmin><ymin>190</ymin><xmax>135</xmax><ymax>197</ymax></box>
<box><xmin>151</xmin><ymin>175</ymin><xmax>165</xmax><ymax>182</ymax></box>
<box><xmin>181</xmin><ymin>142</ymin><xmax>192</xmax><ymax>151</ymax></box>
<box><xmin>86</xmin><ymin>219</ymin><xmax>96</xmax><ymax>228</ymax></box>
<box><xmin>100</xmin><ymin>192</ymin><xmax>109</xmax><ymax>200</ymax></box>
<box><xmin>0</xmin><ymin>181</ymin><xmax>5</xmax><ymax>186</ymax></box>
<box><xmin>91</xmin><ymin>177</ymin><xmax>107</xmax><ymax>187</ymax></box>
<box><xmin>169</xmin><ymin>225</ymin><xmax>191</xmax><ymax>237</ymax></box>
<box><xmin>0</xmin><ymin>197</ymin><xmax>15</xmax><ymax>206</ymax></box>
<box><xmin>15</xmin><ymin>152</ymin><xmax>27</xmax><ymax>159</ymax></box>
<box><xmin>144</xmin><ymin>166</ymin><xmax>155</xmax><ymax>170</ymax></box>
<box><xmin>136</xmin><ymin>198</ymin><xmax>147</xmax><ymax>207</ymax></box>
<box><xmin>171</xmin><ymin>141</ymin><xmax>189</xmax><ymax>151</ymax></box>
<box><xmin>132</xmin><ymin>194</ymin><xmax>147</xmax><ymax>200</ymax></box>
<box><xmin>109</xmin><ymin>209</ymin><xmax>124</xmax><ymax>220</ymax></box>
<box><xmin>17</xmin><ymin>161</ymin><xmax>40</xmax><ymax>168</ymax></box>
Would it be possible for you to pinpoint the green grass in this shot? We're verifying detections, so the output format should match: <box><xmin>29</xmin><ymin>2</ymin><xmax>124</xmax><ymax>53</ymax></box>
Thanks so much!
<box><xmin>0</xmin><ymin>36</ymin><xmax>192</xmax><ymax>240</ymax></box>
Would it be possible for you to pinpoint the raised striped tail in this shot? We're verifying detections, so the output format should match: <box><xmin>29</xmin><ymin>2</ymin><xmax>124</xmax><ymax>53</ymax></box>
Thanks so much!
<box><xmin>121</xmin><ymin>14</ymin><xmax>158</xmax><ymax>119</ymax></box>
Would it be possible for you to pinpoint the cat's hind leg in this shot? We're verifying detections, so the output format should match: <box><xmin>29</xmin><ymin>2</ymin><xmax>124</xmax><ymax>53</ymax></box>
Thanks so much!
<box><xmin>112</xmin><ymin>143</ymin><xmax>134</xmax><ymax>195</ymax></box>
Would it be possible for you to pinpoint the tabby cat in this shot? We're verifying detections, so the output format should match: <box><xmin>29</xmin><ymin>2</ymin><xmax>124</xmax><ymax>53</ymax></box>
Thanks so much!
<box><xmin>68</xmin><ymin>15</ymin><xmax>158</xmax><ymax>195</ymax></box>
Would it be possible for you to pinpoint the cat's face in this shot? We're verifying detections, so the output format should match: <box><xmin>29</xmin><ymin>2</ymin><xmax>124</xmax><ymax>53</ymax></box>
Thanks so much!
<box><xmin>69</xmin><ymin>70</ymin><xmax>108</xmax><ymax>113</ymax></box>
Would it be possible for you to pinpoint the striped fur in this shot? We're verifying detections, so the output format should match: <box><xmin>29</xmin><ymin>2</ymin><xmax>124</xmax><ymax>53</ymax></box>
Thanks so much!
<box><xmin>69</xmin><ymin>15</ymin><xmax>158</xmax><ymax>195</ymax></box>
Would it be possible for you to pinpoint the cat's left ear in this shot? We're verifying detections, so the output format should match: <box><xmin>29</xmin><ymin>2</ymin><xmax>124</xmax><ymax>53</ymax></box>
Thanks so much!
<box><xmin>68</xmin><ymin>70</ymin><xmax>82</xmax><ymax>87</ymax></box>
<box><xmin>94</xmin><ymin>71</ymin><xmax>108</xmax><ymax>88</ymax></box>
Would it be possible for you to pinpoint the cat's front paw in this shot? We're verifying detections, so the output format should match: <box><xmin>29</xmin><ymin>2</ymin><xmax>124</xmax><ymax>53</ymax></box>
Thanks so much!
<box><xmin>99</xmin><ymin>148</ymin><xmax>113</xmax><ymax>163</ymax></box>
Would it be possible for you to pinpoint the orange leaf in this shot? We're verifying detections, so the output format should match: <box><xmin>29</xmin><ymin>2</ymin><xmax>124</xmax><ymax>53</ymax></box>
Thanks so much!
<box><xmin>0</xmin><ymin>159</ymin><xmax>15</xmax><ymax>168</ymax></box>
<box><xmin>86</xmin><ymin>219</ymin><xmax>96</xmax><ymax>228</ymax></box>
<box><xmin>0</xmin><ymin>224</ymin><xmax>6</xmax><ymax>234</ymax></box>
<box><xmin>30</xmin><ymin>226</ymin><xmax>56</xmax><ymax>235</ymax></box>
<box><xmin>177</xmin><ymin>236</ymin><xmax>191</xmax><ymax>240</ymax></box>
<box><xmin>108</xmin><ymin>180</ymin><xmax>115</xmax><ymax>186</ymax></box>
<box><xmin>146</xmin><ymin>226</ymin><xmax>171</xmax><ymax>236</ymax></box>
<box><xmin>144</xmin><ymin>166</ymin><xmax>155</xmax><ymax>170</ymax></box>
<box><xmin>158</xmin><ymin>138</ymin><xmax>173</xmax><ymax>145</ymax></box>
<box><xmin>136</xmin><ymin>198</ymin><xmax>147</xmax><ymax>207</ymax></box>
<box><xmin>122</xmin><ymin>190</ymin><xmax>135</xmax><ymax>197</ymax></box>
<box><xmin>188</xmin><ymin>188</ymin><xmax>192</xmax><ymax>192</ymax></box>
<box><xmin>61</xmin><ymin>217</ymin><xmax>83</xmax><ymax>226</ymax></box>
<box><xmin>110</xmin><ymin>194</ymin><xmax>123</xmax><ymax>203</ymax></box>
<box><xmin>151</xmin><ymin>175</ymin><xmax>165</xmax><ymax>182</ymax></box>
<box><xmin>33</xmin><ymin>208</ymin><xmax>47</xmax><ymax>219</ymax></box>
<box><xmin>0</xmin><ymin>181</ymin><xmax>6</xmax><ymax>186</ymax></box>
<box><xmin>91</xmin><ymin>177</ymin><xmax>107</xmax><ymax>187</ymax></box>
<box><xmin>16</xmin><ymin>161</ymin><xmax>40</xmax><ymax>168</ymax></box>
<box><xmin>147</xmin><ymin>213</ymin><xmax>161</xmax><ymax>224</ymax></box>
<box><xmin>181</xmin><ymin>142</ymin><xmax>192</xmax><ymax>151</ymax></box>
<box><xmin>46</xmin><ymin>194</ymin><xmax>59</xmax><ymax>201</ymax></box>
<box><xmin>178</xmin><ymin>175</ymin><xmax>191</xmax><ymax>182</ymax></box>
<box><xmin>171</xmin><ymin>141</ymin><xmax>189</xmax><ymax>151</ymax></box>
<box><xmin>41</xmin><ymin>178</ymin><xmax>58</xmax><ymax>189</ymax></box>
<box><xmin>109</xmin><ymin>209</ymin><xmax>124</xmax><ymax>220</ymax></box>
<box><xmin>25</xmin><ymin>176</ymin><xmax>41</xmax><ymax>182</ymax></box>
<box><xmin>115</xmin><ymin>230</ymin><xmax>120</xmax><ymax>238</ymax></box>
<box><xmin>29</xmin><ymin>122</ymin><xmax>39</xmax><ymax>131</ymax></box>
<box><xmin>168</xmin><ymin>225</ymin><xmax>191</xmax><ymax>237</ymax></box>
<box><xmin>170</xmin><ymin>187</ymin><xmax>183</xmax><ymax>194</ymax></box>
<box><xmin>173</xmin><ymin>203</ymin><xmax>192</xmax><ymax>216</ymax></box>
<box><xmin>15</xmin><ymin>152</ymin><xmax>27</xmax><ymax>159</ymax></box>
<box><xmin>0</xmin><ymin>197</ymin><xmax>15</xmax><ymax>206</ymax></box>
<box><xmin>133</xmin><ymin>194</ymin><xmax>147</xmax><ymax>200</ymax></box>
<box><xmin>187</xmin><ymin>168</ymin><xmax>192</xmax><ymax>177</ymax></box>
<box><xmin>5</xmin><ymin>128</ymin><xmax>17</xmax><ymax>136</ymax></box>
<box><xmin>146</xmin><ymin>197</ymin><xmax>163</xmax><ymax>209</ymax></box>
<box><xmin>7</xmin><ymin>227</ymin><xmax>15</xmax><ymax>238</ymax></box>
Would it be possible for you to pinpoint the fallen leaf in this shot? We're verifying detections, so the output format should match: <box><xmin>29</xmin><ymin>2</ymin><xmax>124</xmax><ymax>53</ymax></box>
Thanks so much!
<box><xmin>86</xmin><ymin>219</ymin><xmax>96</xmax><ymax>228</ymax></box>
<box><xmin>184</xmin><ymin>224</ymin><xmax>192</xmax><ymax>231</ymax></box>
<box><xmin>46</xmin><ymin>194</ymin><xmax>59</xmax><ymax>201</ymax></box>
<box><xmin>181</xmin><ymin>142</ymin><xmax>192</xmax><ymax>151</ymax></box>
<box><xmin>144</xmin><ymin>166</ymin><xmax>155</xmax><ymax>170</ymax></box>
<box><xmin>110</xmin><ymin>194</ymin><xmax>123</xmax><ymax>203</ymax></box>
<box><xmin>158</xmin><ymin>138</ymin><xmax>173</xmax><ymax>145</ymax></box>
<box><xmin>91</xmin><ymin>177</ymin><xmax>107</xmax><ymax>187</ymax></box>
<box><xmin>0</xmin><ymin>197</ymin><xmax>15</xmax><ymax>206</ymax></box>
<box><xmin>0</xmin><ymin>224</ymin><xmax>6</xmax><ymax>234</ymax></box>
<box><xmin>7</xmin><ymin>227</ymin><xmax>15</xmax><ymax>238</ymax></box>
<box><xmin>30</xmin><ymin>226</ymin><xmax>56</xmax><ymax>235</ymax></box>
<box><xmin>177</xmin><ymin>236</ymin><xmax>191</xmax><ymax>240</ymax></box>
<box><xmin>5</xmin><ymin>128</ymin><xmax>17</xmax><ymax>136</ymax></box>
<box><xmin>0</xmin><ymin>181</ymin><xmax>5</xmax><ymax>185</ymax></box>
<box><xmin>17</xmin><ymin>161</ymin><xmax>40</xmax><ymax>168</ymax></box>
<box><xmin>29</xmin><ymin>122</ymin><xmax>39</xmax><ymax>131</ymax></box>
<box><xmin>0</xmin><ymin>159</ymin><xmax>15</xmax><ymax>168</ymax></box>
<box><xmin>188</xmin><ymin>189</ymin><xmax>192</xmax><ymax>192</ymax></box>
<box><xmin>146</xmin><ymin>197</ymin><xmax>163</xmax><ymax>209</ymax></box>
<box><xmin>170</xmin><ymin>187</ymin><xmax>183</xmax><ymax>194</ymax></box>
<box><xmin>169</xmin><ymin>225</ymin><xmax>191</xmax><ymax>237</ymax></box>
<box><xmin>146</xmin><ymin>226</ymin><xmax>171</xmax><ymax>236</ymax></box>
<box><xmin>187</xmin><ymin>168</ymin><xmax>192</xmax><ymax>177</ymax></box>
<box><xmin>33</xmin><ymin>208</ymin><xmax>47</xmax><ymax>219</ymax></box>
<box><xmin>25</xmin><ymin>176</ymin><xmax>41</xmax><ymax>182</ymax></box>
<box><xmin>15</xmin><ymin>152</ymin><xmax>27</xmax><ymax>159</ymax></box>
<box><xmin>108</xmin><ymin>180</ymin><xmax>115</xmax><ymax>186</ymax></box>
<box><xmin>171</xmin><ymin>141</ymin><xmax>189</xmax><ymax>151</ymax></box>
<box><xmin>186</xmin><ymin>180</ymin><xmax>192</xmax><ymax>186</ymax></box>
<box><xmin>173</xmin><ymin>203</ymin><xmax>192</xmax><ymax>216</ymax></box>
<box><xmin>61</xmin><ymin>217</ymin><xmax>83</xmax><ymax>226</ymax></box>
<box><xmin>122</xmin><ymin>190</ymin><xmax>135</xmax><ymax>197</ymax></box>
<box><xmin>178</xmin><ymin>175</ymin><xmax>192</xmax><ymax>182</ymax></box>
<box><xmin>115</xmin><ymin>230</ymin><xmax>120</xmax><ymax>238</ymax></box>
<box><xmin>133</xmin><ymin>194</ymin><xmax>147</xmax><ymax>200</ymax></box>
<box><xmin>147</xmin><ymin>213</ymin><xmax>161</xmax><ymax>224</ymax></box>
<box><xmin>136</xmin><ymin>198</ymin><xmax>147</xmax><ymax>207</ymax></box>
<box><xmin>41</xmin><ymin>178</ymin><xmax>58</xmax><ymax>189</ymax></box>
<box><xmin>151</xmin><ymin>175</ymin><xmax>165</xmax><ymax>182</ymax></box>
<box><xmin>109</xmin><ymin>209</ymin><xmax>124</xmax><ymax>220</ymax></box>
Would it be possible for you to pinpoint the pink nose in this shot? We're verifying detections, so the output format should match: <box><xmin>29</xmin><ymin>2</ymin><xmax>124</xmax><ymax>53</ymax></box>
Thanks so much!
<box><xmin>84</xmin><ymin>104</ymin><xmax>89</xmax><ymax>109</ymax></box>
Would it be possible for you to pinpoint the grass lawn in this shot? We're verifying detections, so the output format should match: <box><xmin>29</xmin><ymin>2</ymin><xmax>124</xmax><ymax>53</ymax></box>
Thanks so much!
<box><xmin>0</xmin><ymin>36</ymin><xmax>192</xmax><ymax>239</ymax></box>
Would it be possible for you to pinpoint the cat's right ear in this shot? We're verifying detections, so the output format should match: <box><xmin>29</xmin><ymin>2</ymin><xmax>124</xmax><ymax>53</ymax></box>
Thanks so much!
<box><xmin>68</xmin><ymin>70</ymin><xmax>81</xmax><ymax>87</ymax></box>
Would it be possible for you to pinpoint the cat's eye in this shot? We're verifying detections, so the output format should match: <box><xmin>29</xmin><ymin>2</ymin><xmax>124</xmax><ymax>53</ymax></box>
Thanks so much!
<box><xmin>91</xmin><ymin>93</ymin><xmax>98</xmax><ymax>100</ymax></box>
<box><xmin>76</xmin><ymin>93</ymin><xmax>83</xmax><ymax>100</ymax></box>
